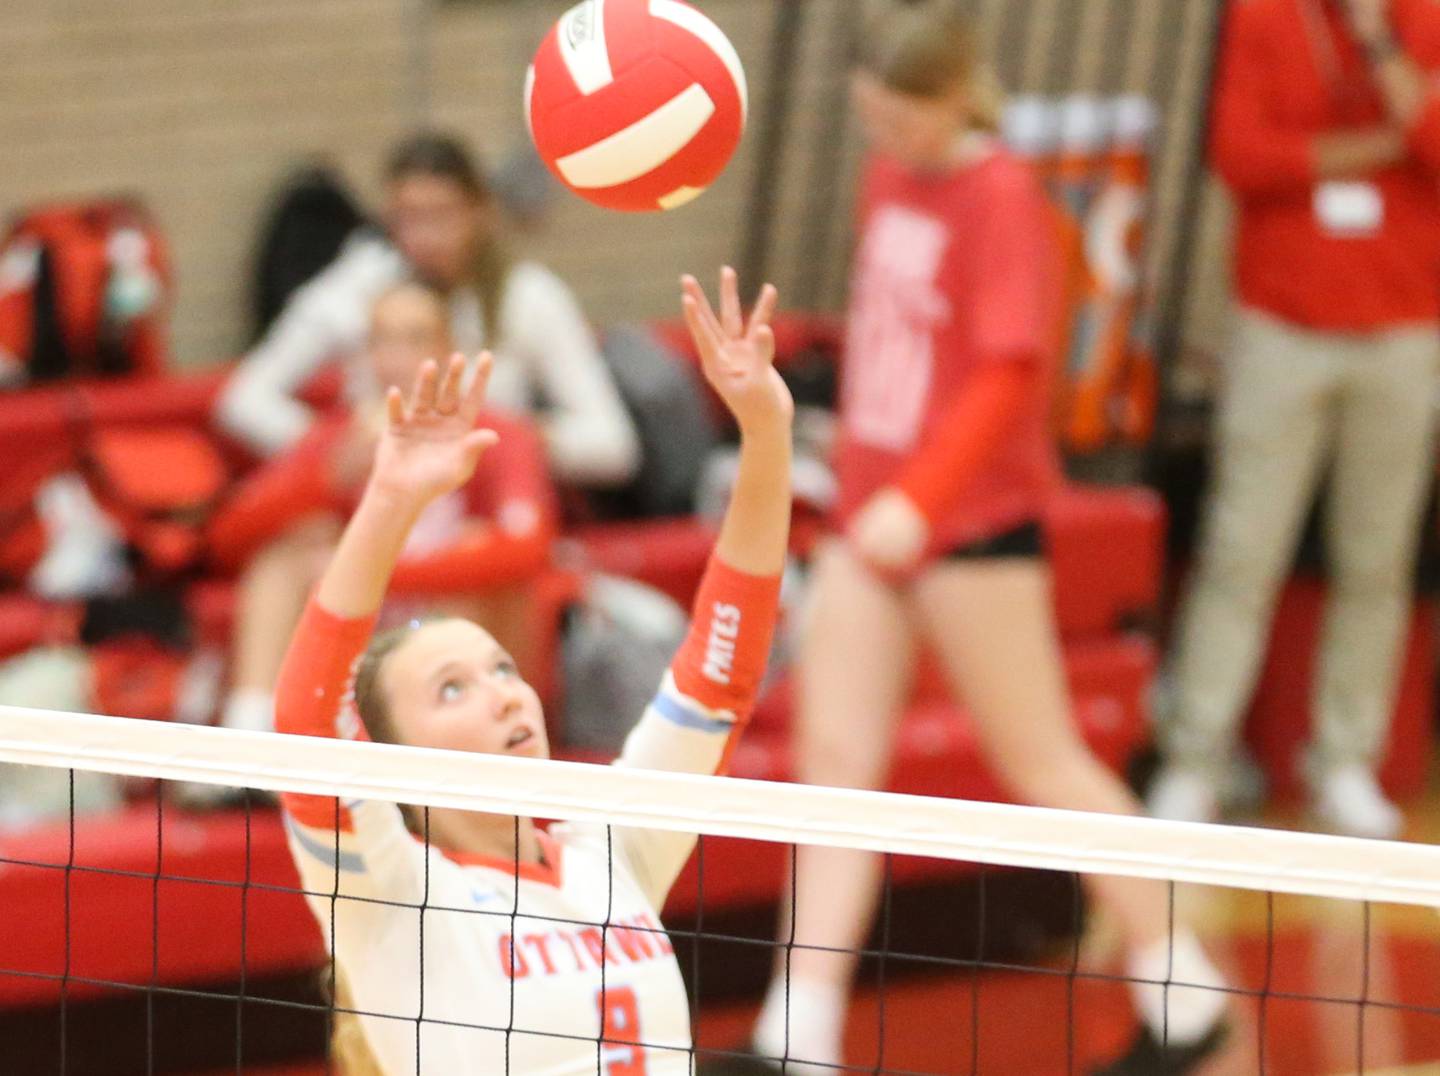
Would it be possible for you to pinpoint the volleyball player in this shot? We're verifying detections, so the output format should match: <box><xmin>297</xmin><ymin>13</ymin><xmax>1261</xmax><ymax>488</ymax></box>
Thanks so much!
<box><xmin>274</xmin><ymin>268</ymin><xmax>791</xmax><ymax>1074</ymax></box>
<box><xmin>747</xmin><ymin>7</ymin><xmax>1229</xmax><ymax>1074</ymax></box>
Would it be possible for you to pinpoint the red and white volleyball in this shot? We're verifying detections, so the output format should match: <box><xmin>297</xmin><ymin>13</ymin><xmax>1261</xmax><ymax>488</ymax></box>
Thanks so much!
<box><xmin>526</xmin><ymin>0</ymin><xmax>748</xmax><ymax>212</ymax></box>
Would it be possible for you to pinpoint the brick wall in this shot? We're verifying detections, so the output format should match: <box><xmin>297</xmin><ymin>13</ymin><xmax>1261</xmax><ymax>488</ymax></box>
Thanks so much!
<box><xmin>1</xmin><ymin>0</ymin><xmax>1231</xmax><ymax>375</ymax></box>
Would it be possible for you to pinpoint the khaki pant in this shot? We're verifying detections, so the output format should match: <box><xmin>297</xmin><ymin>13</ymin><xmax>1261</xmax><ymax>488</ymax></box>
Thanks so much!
<box><xmin>1164</xmin><ymin>309</ymin><xmax>1440</xmax><ymax>782</ymax></box>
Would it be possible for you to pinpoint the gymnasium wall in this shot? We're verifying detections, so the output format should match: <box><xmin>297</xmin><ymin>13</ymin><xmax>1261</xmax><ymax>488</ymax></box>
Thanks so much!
<box><xmin>0</xmin><ymin>0</ymin><xmax>1233</xmax><ymax>386</ymax></box>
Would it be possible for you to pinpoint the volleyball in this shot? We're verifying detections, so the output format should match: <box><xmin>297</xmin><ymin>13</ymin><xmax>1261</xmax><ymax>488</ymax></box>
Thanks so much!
<box><xmin>525</xmin><ymin>0</ymin><xmax>748</xmax><ymax>212</ymax></box>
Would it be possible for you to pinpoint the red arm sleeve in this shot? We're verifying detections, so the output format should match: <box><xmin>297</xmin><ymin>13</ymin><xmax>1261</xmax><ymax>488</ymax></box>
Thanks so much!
<box><xmin>604</xmin><ymin>557</ymin><xmax>782</xmax><ymax>903</ymax></box>
<box><xmin>387</xmin><ymin>411</ymin><xmax>558</xmax><ymax>594</ymax></box>
<box><xmin>669</xmin><ymin>557</ymin><xmax>783</xmax><ymax>724</ymax></box>
<box><xmin>274</xmin><ymin>598</ymin><xmax>378</xmax><ymax>829</ymax></box>
<box><xmin>207</xmin><ymin>420</ymin><xmax>345</xmax><ymax>572</ymax></box>
<box><xmin>1210</xmin><ymin>5</ymin><xmax>1318</xmax><ymax>196</ymax></box>
<box><xmin>894</xmin><ymin>362</ymin><xmax>1043</xmax><ymax>525</ymax></box>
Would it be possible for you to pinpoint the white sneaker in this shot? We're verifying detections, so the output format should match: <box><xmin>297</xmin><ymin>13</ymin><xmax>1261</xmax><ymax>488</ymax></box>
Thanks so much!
<box><xmin>1314</xmin><ymin>767</ymin><xmax>1403</xmax><ymax>840</ymax></box>
<box><xmin>1146</xmin><ymin>765</ymin><xmax>1220</xmax><ymax>824</ymax></box>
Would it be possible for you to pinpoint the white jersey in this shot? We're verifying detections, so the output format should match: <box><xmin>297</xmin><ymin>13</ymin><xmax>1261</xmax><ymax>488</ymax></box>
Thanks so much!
<box><xmin>216</xmin><ymin>231</ymin><xmax>639</xmax><ymax>487</ymax></box>
<box><xmin>285</xmin><ymin>677</ymin><xmax>737</xmax><ymax>1075</ymax></box>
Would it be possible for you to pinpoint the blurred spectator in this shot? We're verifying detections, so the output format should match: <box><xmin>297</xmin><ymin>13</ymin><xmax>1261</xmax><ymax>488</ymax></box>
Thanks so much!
<box><xmin>1150</xmin><ymin>0</ymin><xmax>1440</xmax><ymax>838</ymax></box>
<box><xmin>215</xmin><ymin>131</ymin><xmax>639</xmax><ymax>490</ymax></box>
<box><xmin>207</xmin><ymin>281</ymin><xmax>557</xmax><ymax>745</ymax></box>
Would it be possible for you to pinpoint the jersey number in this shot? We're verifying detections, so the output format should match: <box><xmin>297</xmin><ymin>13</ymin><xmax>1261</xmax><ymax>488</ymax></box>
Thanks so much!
<box><xmin>597</xmin><ymin>985</ymin><xmax>647</xmax><ymax>1075</ymax></box>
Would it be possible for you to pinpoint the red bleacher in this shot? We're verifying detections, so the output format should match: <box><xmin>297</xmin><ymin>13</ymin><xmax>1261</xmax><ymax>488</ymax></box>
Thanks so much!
<box><xmin>0</xmin><ymin>322</ymin><xmax>1162</xmax><ymax>1005</ymax></box>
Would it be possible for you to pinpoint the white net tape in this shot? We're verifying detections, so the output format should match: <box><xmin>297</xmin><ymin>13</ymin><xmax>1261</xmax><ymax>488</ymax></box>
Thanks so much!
<box><xmin>1</xmin><ymin>704</ymin><xmax>1437</xmax><ymax>908</ymax></box>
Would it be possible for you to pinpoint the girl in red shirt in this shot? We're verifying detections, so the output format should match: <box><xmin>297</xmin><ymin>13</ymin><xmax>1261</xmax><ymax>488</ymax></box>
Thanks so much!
<box><xmin>748</xmin><ymin>9</ymin><xmax>1227</xmax><ymax>1075</ymax></box>
<box><xmin>208</xmin><ymin>282</ymin><xmax>558</xmax><ymax>743</ymax></box>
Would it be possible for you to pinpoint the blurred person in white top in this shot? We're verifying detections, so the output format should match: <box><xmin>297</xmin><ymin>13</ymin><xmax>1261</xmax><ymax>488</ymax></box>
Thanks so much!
<box><xmin>216</xmin><ymin>132</ymin><xmax>640</xmax><ymax>490</ymax></box>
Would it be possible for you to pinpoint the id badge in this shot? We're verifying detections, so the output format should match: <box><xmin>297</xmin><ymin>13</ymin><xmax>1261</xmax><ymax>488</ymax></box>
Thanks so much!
<box><xmin>1314</xmin><ymin>181</ymin><xmax>1384</xmax><ymax>237</ymax></box>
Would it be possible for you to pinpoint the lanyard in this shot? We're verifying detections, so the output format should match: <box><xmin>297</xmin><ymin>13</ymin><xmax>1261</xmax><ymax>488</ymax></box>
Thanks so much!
<box><xmin>1298</xmin><ymin>0</ymin><xmax>1374</xmax><ymax>112</ymax></box>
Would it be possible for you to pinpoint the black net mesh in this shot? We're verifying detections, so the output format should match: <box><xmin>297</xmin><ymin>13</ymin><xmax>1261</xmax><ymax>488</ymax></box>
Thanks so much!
<box><xmin>3</xmin><ymin>774</ymin><xmax>1440</xmax><ymax>1074</ymax></box>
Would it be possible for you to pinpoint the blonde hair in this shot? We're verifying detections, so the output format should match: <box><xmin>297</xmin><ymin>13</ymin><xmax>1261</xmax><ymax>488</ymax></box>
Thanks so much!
<box><xmin>327</xmin><ymin>624</ymin><xmax>439</xmax><ymax>1074</ymax></box>
<box><xmin>859</xmin><ymin>2</ymin><xmax>1004</xmax><ymax>132</ymax></box>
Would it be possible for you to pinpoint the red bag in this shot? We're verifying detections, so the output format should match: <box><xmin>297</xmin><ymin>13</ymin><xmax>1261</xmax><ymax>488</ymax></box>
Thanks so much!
<box><xmin>85</xmin><ymin>426</ymin><xmax>229</xmax><ymax>575</ymax></box>
<box><xmin>0</xmin><ymin>199</ymin><xmax>171</xmax><ymax>386</ymax></box>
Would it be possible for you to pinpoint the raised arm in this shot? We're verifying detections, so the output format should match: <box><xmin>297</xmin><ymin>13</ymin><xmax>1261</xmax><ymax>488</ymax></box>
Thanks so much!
<box><xmin>388</xmin><ymin>411</ymin><xmax>558</xmax><ymax>593</ymax></box>
<box><xmin>274</xmin><ymin>352</ymin><xmax>499</xmax><ymax>899</ymax></box>
<box><xmin>313</xmin><ymin>354</ymin><xmax>499</xmax><ymax>618</ymax></box>
<box><xmin>595</xmin><ymin>268</ymin><xmax>793</xmax><ymax>906</ymax></box>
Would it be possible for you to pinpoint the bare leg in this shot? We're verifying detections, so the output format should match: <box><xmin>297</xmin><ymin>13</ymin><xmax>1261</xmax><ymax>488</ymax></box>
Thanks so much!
<box><xmin>913</xmin><ymin>560</ymin><xmax>1168</xmax><ymax>944</ymax></box>
<box><xmin>753</xmin><ymin>541</ymin><xmax>916</xmax><ymax>1067</ymax></box>
<box><xmin>913</xmin><ymin>558</ymin><xmax>1226</xmax><ymax>1042</ymax></box>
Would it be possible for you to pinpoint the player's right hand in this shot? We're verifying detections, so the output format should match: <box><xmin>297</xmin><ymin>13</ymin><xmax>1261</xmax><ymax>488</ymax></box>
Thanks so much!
<box><xmin>368</xmin><ymin>352</ymin><xmax>499</xmax><ymax>506</ymax></box>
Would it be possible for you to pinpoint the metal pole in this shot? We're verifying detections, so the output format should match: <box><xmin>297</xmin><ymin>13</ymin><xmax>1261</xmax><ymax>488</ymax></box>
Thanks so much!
<box><xmin>790</xmin><ymin>0</ymin><xmax>864</xmax><ymax>310</ymax></box>
<box><xmin>740</xmin><ymin>0</ymin><xmax>810</xmax><ymax>289</ymax></box>
<box><xmin>1144</xmin><ymin>0</ymin><xmax>1227</xmax><ymax>480</ymax></box>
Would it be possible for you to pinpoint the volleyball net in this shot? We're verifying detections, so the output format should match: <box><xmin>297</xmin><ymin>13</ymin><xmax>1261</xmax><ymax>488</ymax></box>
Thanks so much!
<box><xmin>0</xmin><ymin>705</ymin><xmax>1438</xmax><ymax>1074</ymax></box>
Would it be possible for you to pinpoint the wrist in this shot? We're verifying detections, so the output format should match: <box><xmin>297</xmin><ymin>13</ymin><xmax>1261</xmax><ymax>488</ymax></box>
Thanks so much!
<box><xmin>357</xmin><ymin>479</ymin><xmax>426</xmax><ymax>525</ymax></box>
<box><xmin>735</xmin><ymin>411</ymin><xmax>793</xmax><ymax>444</ymax></box>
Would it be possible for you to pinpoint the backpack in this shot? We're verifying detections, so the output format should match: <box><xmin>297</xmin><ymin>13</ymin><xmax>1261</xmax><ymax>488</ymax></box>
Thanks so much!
<box><xmin>249</xmin><ymin>166</ymin><xmax>367</xmax><ymax>343</ymax></box>
<box><xmin>5</xmin><ymin>420</ymin><xmax>230</xmax><ymax>594</ymax></box>
<box><xmin>0</xmin><ymin>199</ymin><xmax>171</xmax><ymax>387</ymax></box>
<box><xmin>83</xmin><ymin>425</ymin><xmax>231</xmax><ymax>579</ymax></box>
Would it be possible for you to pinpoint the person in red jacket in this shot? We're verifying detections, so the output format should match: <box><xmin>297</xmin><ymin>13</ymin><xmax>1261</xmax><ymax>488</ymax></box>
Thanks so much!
<box><xmin>747</xmin><ymin>7</ymin><xmax>1227</xmax><ymax>1075</ymax></box>
<box><xmin>208</xmin><ymin>281</ymin><xmax>557</xmax><ymax>742</ymax></box>
<box><xmin>1150</xmin><ymin>0</ymin><xmax>1440</xmax><ymax>839</ymax></box>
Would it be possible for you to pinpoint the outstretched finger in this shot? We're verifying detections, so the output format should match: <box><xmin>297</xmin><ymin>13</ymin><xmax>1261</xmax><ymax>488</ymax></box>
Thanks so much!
<box><xmin>436</xmin><ymin>353</ymin><xmax>466</xmax><ymax>415</ymax></box>
<box><xmin>681</xmin><ymin>296</ymin><xmax>716</xmax><ymax>358</ymax></box>
<box><xmin>753</xmin><ymin>322</ymin><xmax>776</xmax><ymax>357</ymax></box>
<box><xmin>411</xmin><ymin>359</ymin><xmax>440</xmax><ymax>415</ymax></box>
<box><xmin>719</xmin><ymin>266</ymin><xmax>743</xmax><ymax>338</ymax></box>
<box><xmin>385</xmin><ymin>385</ymin><xmax>406</xmax><ymax>428</ymax></box>
<box><xmin>681</xmin><ymin>275</ymin><xmax>724</xmax><ymax>342</ymax></box>
<box><xmin>746</xmin><ymin>283</ymin><xmax>779</xmax><ymax>345</ymax></box>
<box><xmin>458</xmin><ymin>352</ymin><xmax>494</xmax><ymax>423</ymax></box>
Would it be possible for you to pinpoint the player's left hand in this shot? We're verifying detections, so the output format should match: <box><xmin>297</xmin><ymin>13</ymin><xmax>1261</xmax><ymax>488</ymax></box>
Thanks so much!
<box><xmin>370</xmin><ymin>352</ymin><xmax>499</xmax><ymax>507</ymax></box>
<box><xmin>848</xmin><ymin>488</ymin><xmax>930</xmax><ymax>574</ymax></box>
<box><xmin>681</xmin><ymin>267</ymin><xmax>793</xmax><ymax>433</ymax></box>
